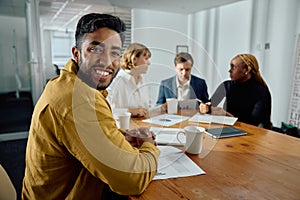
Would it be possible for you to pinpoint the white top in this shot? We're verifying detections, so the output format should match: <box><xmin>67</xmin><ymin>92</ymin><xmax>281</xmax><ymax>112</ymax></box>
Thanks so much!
<box><xmin>176</xmin><ymin>76</ymin><xmax>190</xmax><ymax>101</ymax></box>
<box><xmin>107</xmin><ymin>69</ymin><xmax>151</xmax><ymax>109</ymax></box>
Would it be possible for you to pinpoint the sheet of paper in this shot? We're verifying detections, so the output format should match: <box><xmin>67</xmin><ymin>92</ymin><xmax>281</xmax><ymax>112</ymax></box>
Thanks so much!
<box><xmin>189</xmin><ymin>113</ymin><xmax>238</xmax><ymax>125</ymax></box>
<box><xmin>150</xmin><ymin>127</ymin><xmax>185</xmax><ymax>146</ymax></box>
<box><xmin>142</xmin><ymin>114</ymin><xmax>190</xmax><ymax>126</ymax></box>
<box><xmin>154</xmin><ymin>146</ymin><xmax>206</xmax><ymax>180</ymax></box>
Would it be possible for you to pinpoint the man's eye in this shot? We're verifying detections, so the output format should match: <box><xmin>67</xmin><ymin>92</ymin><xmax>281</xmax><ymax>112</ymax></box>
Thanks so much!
<box><xmin>111</xmin><ymin>51</ymin><xmax>121</xmax><ymax>58</ymax></box>
<box><xmin>90</xmin><ymin>47</ymin><xmax>104</xmax><ymax>54</ymax></box>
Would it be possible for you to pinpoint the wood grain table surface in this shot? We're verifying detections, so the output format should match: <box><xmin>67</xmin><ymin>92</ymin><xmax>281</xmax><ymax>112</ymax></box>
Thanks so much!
<box><xmin>129</xmin><ymin>110</ymin><xmax>300</xmax><ymax>200</ymax></box>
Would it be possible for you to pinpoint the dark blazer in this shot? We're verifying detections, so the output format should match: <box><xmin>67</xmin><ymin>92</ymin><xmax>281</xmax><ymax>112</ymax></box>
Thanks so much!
<box><xmin>156</xmin><ymin>75</ymin><xmax>209</xmax><ymax>105</ymax></box>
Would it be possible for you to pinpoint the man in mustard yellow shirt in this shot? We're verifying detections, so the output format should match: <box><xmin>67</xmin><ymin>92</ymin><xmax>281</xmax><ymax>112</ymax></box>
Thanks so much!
<box><xmin>22</xmin><ymin>13</ymin><xmax>159</xmax><ymax>199</ymax></box>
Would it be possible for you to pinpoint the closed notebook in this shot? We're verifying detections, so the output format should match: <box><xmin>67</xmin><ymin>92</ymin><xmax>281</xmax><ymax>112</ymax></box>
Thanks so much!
<box><xmin>205</xmin><ymin>126</ymin><xmax>247</xmax><ymax>138</ymax></box>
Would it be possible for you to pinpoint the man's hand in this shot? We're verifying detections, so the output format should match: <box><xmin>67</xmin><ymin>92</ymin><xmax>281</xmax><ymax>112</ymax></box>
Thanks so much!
<box><xmin>199</xmin><ymin>102</ymin><xmax>211</xmax><ymax>114</ymax></box>
<box><xmin>199</xmin><ymin>102</ymin><xmax>233</xmax><ymax>117</ymax></box>
<box><xmin>125</xmin><ymin>127</ymin><xmax>156</xmax><ymax>148</ymax></box>
<box><xmin>161</xmin><ymin>103</ymin><xmax>167</xmax><ymax>113</ymax></box>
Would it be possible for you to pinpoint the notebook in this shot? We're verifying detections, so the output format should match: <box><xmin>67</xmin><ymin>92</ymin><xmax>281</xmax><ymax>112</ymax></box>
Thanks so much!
<box><xmin>189</xmin><ymin>113</ymin><xmax>238</xmax><ymax>125</ymax></box>
<box><xmin>205</xmin><ymin>126</ymin><xmax>247</xmax><ymax>138</ymax></box>
<box><xmin>149</xmin><ymin>127</ymin><xmax>185</xmax><ymax>146</ymax></box>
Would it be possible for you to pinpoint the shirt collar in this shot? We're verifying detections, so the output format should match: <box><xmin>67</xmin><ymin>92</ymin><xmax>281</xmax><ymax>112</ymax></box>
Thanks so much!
<box><xmin>64</xmin><ymin>59</ymin><xmax>109</xmax><ymax>97</ymax></box>
<box><xmin>122</xmin><ymin>69</ymin><xmax>143</xmax><ymax>84</ymax></box>
<box><xmin>176</xmin><ymin>76</ymin><xmax>190</xmax><ymax>88</ymax></box>
<box><xmin>120</xmin><ymin>69</ymin><xmax>132</xmax><ymax>81</ymax></box>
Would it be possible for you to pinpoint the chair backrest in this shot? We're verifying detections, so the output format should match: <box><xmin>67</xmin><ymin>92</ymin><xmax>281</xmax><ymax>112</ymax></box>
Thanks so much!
<box><xmin>0</xmin><ymin>165</ymin><xmax>17</xmax><ymax>200</ymax></box>
<box><xmin>54</xmin><ymin>64</ymin><xmax>60</xmax><ymax>75</ymax></box>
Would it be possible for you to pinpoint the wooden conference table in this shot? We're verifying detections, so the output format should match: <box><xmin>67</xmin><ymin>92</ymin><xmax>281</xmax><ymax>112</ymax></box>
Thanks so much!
<box><xmin>129</xmin><ymin>110</ymin><xmax>300</xmax><ymax>200</ymax></box>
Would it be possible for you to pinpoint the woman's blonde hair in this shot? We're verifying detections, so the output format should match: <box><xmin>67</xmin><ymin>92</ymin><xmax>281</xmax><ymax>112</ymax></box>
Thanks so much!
<box><xmin>121</xmin><ymin>43</ymin><xmax>151</xmax><ymax>70</ymax></box>
<box><xmin>236</xmin><ymin>54</ymin><xmax>268</xmax><ymax>88</ymax></box>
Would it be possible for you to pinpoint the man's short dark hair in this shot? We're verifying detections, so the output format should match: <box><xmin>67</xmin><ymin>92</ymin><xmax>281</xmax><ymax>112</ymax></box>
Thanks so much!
<box><xmin>75</xmin><ymin>13</ymin><xmax>126</xmax><ymax>49</ymax></box>
<box><xmin>174</xmin><ymin>52</ymin><xmax>194</xmax><ymax>66</ymax></box>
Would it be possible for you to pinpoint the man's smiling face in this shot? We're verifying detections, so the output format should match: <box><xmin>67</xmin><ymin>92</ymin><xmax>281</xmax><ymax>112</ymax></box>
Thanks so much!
<box><xmin>73</xmin><ymin>27</ymin><xmax>122</xmax><ymax>90</ymax></box>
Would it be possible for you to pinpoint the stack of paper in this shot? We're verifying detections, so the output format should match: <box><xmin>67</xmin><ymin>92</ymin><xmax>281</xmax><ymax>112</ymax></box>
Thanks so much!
<box><xmin>154</xmin><ymin>146</ymin><xmax>206</xmax><ymax>180</ymax></box>
<box><xmin>150</xmin><ymin>127</ymin><xmax>185</xmax><ymax>146</ymax></box>
<box><xmin>189</xmin><ymin>113</ymin><xmax>238</xmax><ymax>125</ymax></box>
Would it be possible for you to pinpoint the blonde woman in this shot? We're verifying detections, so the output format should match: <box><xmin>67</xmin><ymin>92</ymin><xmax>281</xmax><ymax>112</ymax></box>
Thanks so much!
<box><xmin>199</xmin><ymin>53</ymin><xmax>272</xmax><ymax>129</ymax></box>
<box><xmin>107</xmin><ymin>43</ymin><xmax>151</xmax><ymax>117</ymax></box>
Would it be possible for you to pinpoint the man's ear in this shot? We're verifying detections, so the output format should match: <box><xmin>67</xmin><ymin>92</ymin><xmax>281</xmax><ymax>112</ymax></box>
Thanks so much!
<box><xmin>72</xmin><ymin>46</ymin><xmax>80</xmax><ymax>62</ymax></box>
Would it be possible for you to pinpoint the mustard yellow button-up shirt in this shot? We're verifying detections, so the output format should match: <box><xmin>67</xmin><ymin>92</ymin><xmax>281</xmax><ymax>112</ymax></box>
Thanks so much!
<box><xmin>22</xmin><ymin>59</ymin><xmax>159</xmax><ymax>200</ymax></box>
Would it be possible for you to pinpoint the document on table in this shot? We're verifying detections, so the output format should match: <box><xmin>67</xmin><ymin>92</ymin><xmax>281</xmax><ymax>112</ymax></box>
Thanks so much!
<box><xmin>142</xmin><ymin>114</ymin><xmax>190</xmax><ymax>126</ymax></box>
<box><xmin>189</xmin><ymin>113</ymin><xmax>238</xmax><ymax>125</ymax></box>
<box><xmin>150</xmin><ymin>127</ymin><xmax>185</xmax><ymax>146</ymax></box>
<box><xmin>154</xmin><ymin>146</ymin><xmax>206</xmax><ymax>180</ymax></box>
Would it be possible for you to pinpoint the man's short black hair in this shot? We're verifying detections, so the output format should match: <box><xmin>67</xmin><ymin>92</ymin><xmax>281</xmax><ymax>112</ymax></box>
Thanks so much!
<box><xmin>75</xmin><ymin>13</ymin><xmax>126</xmax><ymax>49</ymax></box>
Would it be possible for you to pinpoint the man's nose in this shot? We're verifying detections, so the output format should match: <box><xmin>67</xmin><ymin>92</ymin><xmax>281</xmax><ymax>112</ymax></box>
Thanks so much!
<box><xmin>99</xmin><ymin>51</ymin><xmax>112</xmax><ymax>66</ymax></box>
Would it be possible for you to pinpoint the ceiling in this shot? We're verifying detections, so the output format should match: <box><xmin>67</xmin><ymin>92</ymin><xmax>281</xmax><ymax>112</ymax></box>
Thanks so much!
<box><xmin>0</xmin><ymin>0</ymin><xmax>241</xmax><ymax>31</ymax></box>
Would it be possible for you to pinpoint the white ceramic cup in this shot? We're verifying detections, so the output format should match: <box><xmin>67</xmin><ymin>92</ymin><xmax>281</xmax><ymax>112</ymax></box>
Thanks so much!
<box><xmin>177</xmin><ymin>126</ymin><xmax>205</xmax><ymax>154</ymax></box>
<box><xmin>117</xmin><ymin>112</ymin><xmax>131</xmax><ymax>130</ymax></box>
<box><xmin>166</xmin><ymin>98</ymin><xmax>178</xmax><ymax>114</ymax></box>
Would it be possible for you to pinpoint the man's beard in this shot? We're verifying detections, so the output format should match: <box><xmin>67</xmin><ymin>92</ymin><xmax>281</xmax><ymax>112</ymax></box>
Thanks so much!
<box><xmin>77</xmin><ymin>59</ymin><xmax>119</xmax><ymax>90</ymax></box>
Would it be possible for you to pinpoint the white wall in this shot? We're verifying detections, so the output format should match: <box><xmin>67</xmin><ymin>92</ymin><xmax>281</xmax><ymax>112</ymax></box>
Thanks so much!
<box><xmin>0</xmin><ymin>16</ymin><xmax>29</xmax><ymax>92</ymax></box>
<box><xmin>189</xmin><ymin>1</ymin><xmax>253</xmax><ymax>93</ymax></box>
<box><xmin>262</xmin><ymin>0</ymin><xmax>299</xmax><ymax>128</ymax></box>
<box><xmin>132</xmin><ymin>9</ymin><xmax>189</xmax><ymax>105</ymax></box>
<box><xmin>215</xmin><ymin>1</ymin><xmax>253</xmax><ymax>82</ymax></box>
<box><xmin>42</xmin><ymin>30</ymin><xmax>55</xmax><ymax>81</ymax></box>
<box><xmin>188</xmin><ymin>9</ymin><xmax>221</xmax><ymax>95</ymax></box>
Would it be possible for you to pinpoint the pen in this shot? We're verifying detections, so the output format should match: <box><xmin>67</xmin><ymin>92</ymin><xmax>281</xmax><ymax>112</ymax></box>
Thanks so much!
<box><xmin>195</xmin><ymin>98</ymin><xmax>202</xmax><ymax>103</ymax></box>
<box><xmin>159</xmin><ymin>119</ymin><xmax>172</xmax><ymax>122</ymax></box>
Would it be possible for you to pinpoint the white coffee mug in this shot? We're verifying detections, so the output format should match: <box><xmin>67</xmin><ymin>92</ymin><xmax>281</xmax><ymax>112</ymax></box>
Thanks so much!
<box><xmin>166</xmin><ymin>98</ymin><xmax>178</xmax><ymax>114</ymax></box>
<box><xmin>116</xmin><ymin>112</ymin><xmax>131</xmax><ymax>130</ymax></box>
<box><xmin>177</xmin><ymin>126</ymin><xmax>205</xmax><ymax>154</ymax></box>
